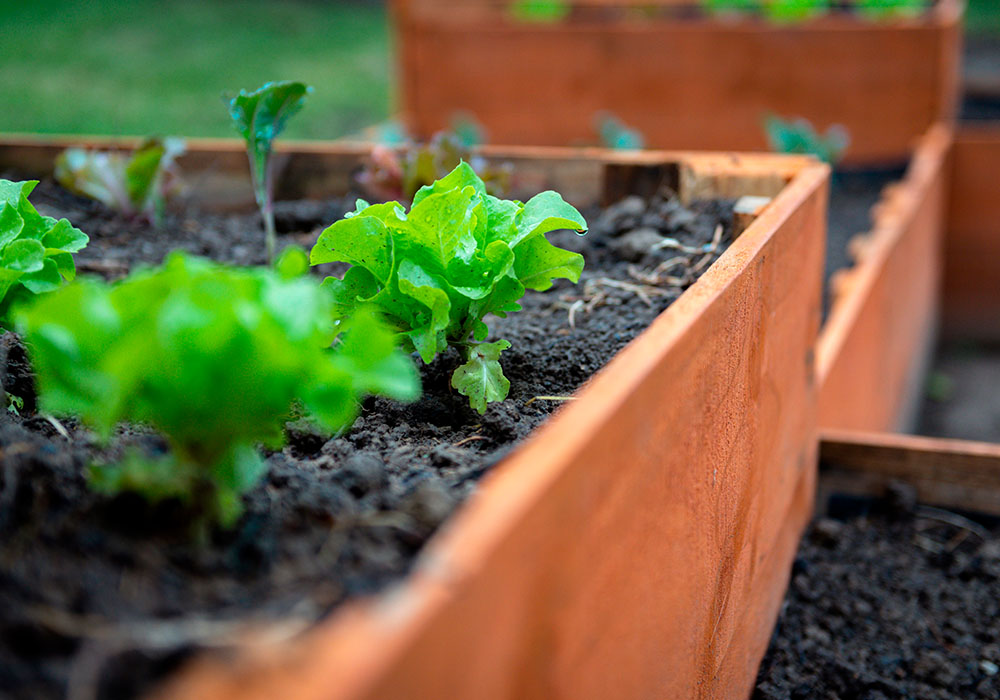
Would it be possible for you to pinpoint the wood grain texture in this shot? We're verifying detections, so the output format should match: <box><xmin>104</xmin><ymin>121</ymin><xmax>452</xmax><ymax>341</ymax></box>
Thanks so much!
<box><xmin>817</xmin><ymin>124</ymin><xmax>951</xmax><ymax>433</ymax></box>
<box><xmin>820</xmin><ymin>429</ymin><xmax>1000</xmax><ymax>515</ymax></box>
<box><xmin>392</xmin><ymin>0</ymin><xmax>963</xmax><ymax>165</ymax></box>
<box><xmin>942</xmin><ymin>125</ymin><xmax>1000</xmax><ymax>340</ymax></box>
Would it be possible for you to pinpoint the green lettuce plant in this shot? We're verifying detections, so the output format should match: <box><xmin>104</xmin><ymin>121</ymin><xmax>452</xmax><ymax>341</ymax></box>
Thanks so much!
<box><xmin>509</xmin><ymin>0</ymin><xmax>571</xmax><ymax>22</ymax></box>
<box><xmin>764</xmin><ymin>114</ymin><xmax>850</xmax><ymax>164</ymax></box>
<box><xmin>702</xmin><ymin>0</ymin><xmax>755</xmax><ymax>16</ymax></box>
<box><xmin>854</xmin><ymin>0</ymin><xmax>925</xmax><ymax>19</ymax></box>
<box><xmin>227</xmin><ymin>81</ymin><xmax>312</xmax><ymax>265</ymax></box>
<box><xmin>312</xmin><ymin>162</ymin><xmax>587</xmax><ymax>414</ymax></box>
<box><xmin>17</xmin><ymin>252</ymin><xmax>419</xmax><ymax>529</ymax></box>
<box><xmin>358</xmin><ymin>129</ymin><xmax>511</xmax><ymax>204</ymax></box>
<box><xmin>0</xmin><ymin>179</ymin><xmax>89</xmax><ymax>324</ymax></box>
<box><xmin>764</xmin><ymin>0</ymin><xmax>830</xmax><ymax>22</ymax></box>
<box><xmin>596</xmin><ymin>112</ymin><xmax>646</xmax><ymax>150</ymax></box>
<box><xmin>54</xmin><ymin>137</ymin><xmax>184</xmax><ymax>227</ymax></box>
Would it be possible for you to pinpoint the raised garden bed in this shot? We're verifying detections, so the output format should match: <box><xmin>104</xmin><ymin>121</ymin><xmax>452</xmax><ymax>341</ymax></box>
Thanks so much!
<box><xmin>392</xmin><ymin>0</ymin><xmax>963</xmax><ymax>165</ymax></box>
<box><xmin>0</xmin><ymin>136</ymin><xmax>827</xmax><ymax>700</ymax></box>
<box><xmin>818</xmin><ymin>124</ymin><xmax>951</xmax><ymax>433</ymax></box>
<box><xmin>819</xmin><ymin>123</ymin><xmax>1000</xmax><ymax>437</ymax></box>
<box><xmin>757</xmin><ymin>429</ymin><xmax>1000</xmax><ymax>699</ymax></box>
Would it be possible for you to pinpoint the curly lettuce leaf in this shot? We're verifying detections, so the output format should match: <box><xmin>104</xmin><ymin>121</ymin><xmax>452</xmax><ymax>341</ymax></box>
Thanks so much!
<box><xmin>17</xmin><ymin>252</ymin><xmax>419</xmax><ymax>528</ymax></box>
<box><xmin>0</xmin><ymin>179</ymin><xmax>89</xmax><ymax>323</ymax></box>
<box><xmin>312</xmin><ymin>161</ymin><xmax>587</xmax><ymax>413</ymax></box>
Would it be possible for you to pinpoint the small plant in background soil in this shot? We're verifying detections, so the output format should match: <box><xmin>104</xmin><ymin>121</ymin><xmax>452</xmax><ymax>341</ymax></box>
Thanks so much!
<box><xmin>0</xmin><ymin>179</ymin><xmax>89</xmax><ymax>324</ymax></box>
<box><xmin>764</xmin><ymin>113</ymin><xmax>849</xmax><ymax>164</ymax></box>
<box><xmin>16</xmin><ymin>252</ymin><xmax>419</xmax><ymax>532</ymax></box>
<box><xmin>357</xmin><ymin>128</ymin><xmax>512</xmax><ymax>204</ymax></box>
<box><xmin>854</xmin><ymin>0</ymin><xmax>925</xmax><ymax>19</ymax></box>
<box><xmin>596</xmin><ymin>111</ymin><xmax>646</xmax><ymax>150</ymax></box>
<box><xmin>763</xmin><ymin>0</ymin><xmax>830</xmax><ymax>22</ymax></box>
<box><xmin>227</xmin><ymin>80</ymin><xmax>312</xmax><ymax>265</ymax></box>
<box><xmin>312</xmin><ymin>161</ymin><xmax>587</xmax><ymax>414</ymax></box>
<box><xmin>508</xmin><ymin>0</ymin><xmax>571</xmax><ymax>22</ymax></box>
<box><xmin>54</xmin><ymin>137</ymin><xmax>185</xmax><ymax>227</ymax></box>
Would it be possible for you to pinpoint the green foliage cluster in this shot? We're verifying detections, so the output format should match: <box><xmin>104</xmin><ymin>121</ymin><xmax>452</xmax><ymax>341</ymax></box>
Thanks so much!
<box><xmin>17</xmin><ymin>252</ymin><xmax>419</xmax><ymax>527</ymax></box>
<box><xmin>358</xmin><ymin>130</ymin><xmax>511</xmax><ymax>204</ymax></box>
<box><xmin>854</xmin><ymin>0</ymin><xmax>926</xmax><ymax>19</ymax></box>
<box><xmin>311</xmin><ymin>162</ymin><xmax>587</xmax><ymax>413</ymax></box>
<box><xmin>55</xmin><ymin>137</ymin><xmax>184</xmax><ymax>227</ymax></box>
<box><xmin>508</xmin><ymin>0</ymin><xmax>571</xmax><ymax>22</ymax></box>
<box><xmin>764</xmin><ymin>114</ymin><xmax>850</xmax><ymax>164</ymax></box>
<box><xmin>703</xmin><ymin>0</ymin><xmax>927</xmax><ymax>21</ymax></box>
<box><xmin>227</xmin><ymin>81</ymin><xmax>312</xmax><ymax>265</ymax></box>
<box><xmin>0</xmin><ymin>180</ymin><xmax>89</xmax><ymax>323</ymax></box>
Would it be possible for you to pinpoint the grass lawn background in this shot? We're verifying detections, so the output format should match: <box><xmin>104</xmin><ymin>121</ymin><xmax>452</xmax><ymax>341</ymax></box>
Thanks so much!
<box><xmin>0</xmin><ymin>0</ymin><xmax>391</xmax><ymax>139</ymax></box>
<box><xmin>0</xmin><ymin>0</ymin><xmax>996</xmax><ymax>140</ymax></box>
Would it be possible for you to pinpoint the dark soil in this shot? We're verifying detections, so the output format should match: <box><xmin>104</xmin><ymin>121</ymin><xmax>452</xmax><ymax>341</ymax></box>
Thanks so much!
<box><xmin>756</xmin><ymin>483</ymin><xmax>1000</xmax><ymax>700</ymax></box>
<box><xmin>917</xmin><ymin>341</ymin><xmax>1000</xmax><ymax>444</ymax></box>
<box><xmin>0</xmin><ymin>180</ymin><xmax>734</xmax><ymax>700</ymax></box>
<box><xmin>824</xmin><ymin>168</ymin><xmax>906</xmax><ymax>318</ymax></box>
<box><xmin>962</xmin><ymin>36</ymin><xmax>1000</xmax><ymax>122</ymax></box>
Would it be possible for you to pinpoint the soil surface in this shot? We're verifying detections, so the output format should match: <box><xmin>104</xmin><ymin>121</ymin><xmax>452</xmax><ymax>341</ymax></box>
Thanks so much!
<box><xmin>824</xmin><ymin>168</ymin><xmax>906</xmax><ymax>318</ymax></box>
<box><xmin>917</xmin><ymin>341</ymin><xmax>1000</xmax><ymax>444</ymax></box>
<box><xmin>962</xmin><ymin>36</ymin><xmax>1000</xmax><ymax>122</ymax></box>
<box><xmin>756</xmin><ymin>483</ymin><xmax>1000</xmax><ymax>700</ymax></box>
<box><xmin>0</xmin><ymin>180</ymin><xmax>734</xmax><ymax>700</ymax></box>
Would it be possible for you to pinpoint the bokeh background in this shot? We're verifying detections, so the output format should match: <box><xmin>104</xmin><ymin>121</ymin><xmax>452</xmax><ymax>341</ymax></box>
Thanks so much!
<box><xmin>3</xmin><ymin>0</ymin><xmax>996</xmax><ymax>140</ymax></box>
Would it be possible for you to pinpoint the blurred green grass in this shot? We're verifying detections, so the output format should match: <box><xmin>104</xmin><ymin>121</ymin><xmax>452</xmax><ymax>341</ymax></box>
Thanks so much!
<box><xmin>1</xmin><ymin>0</ymin><xmax>996</xmax><ymax>141</ymax></box>
<box><xmin>967</xmin><ymin>0</ymin><xmax>1000</xmax><ymax>36</ymax></box>
<box><xmin>0</xmin><ymin>0</ymin><xmax>391</xmax><ymax>139</ymax></box>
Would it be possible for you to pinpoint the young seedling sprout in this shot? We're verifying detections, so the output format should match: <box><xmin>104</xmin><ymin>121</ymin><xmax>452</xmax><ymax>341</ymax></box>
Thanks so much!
<box><xmin>764</xmin><ymin>114</ymin><xmax>850</xmax><ymax>165</ymax></box>
<box><xmin>227</xmin><ymin>81</ymin><xmax>312</xmax><ymax>265</ymax></box>
<box><xmin>312</xmin><ymin>161</ymin><xmax>588</xmax><ymax>414</ymax></box>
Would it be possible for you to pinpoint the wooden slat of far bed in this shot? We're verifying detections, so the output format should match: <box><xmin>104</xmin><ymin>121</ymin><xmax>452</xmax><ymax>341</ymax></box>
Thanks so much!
<box><xmin>820</xmin><ymin>429</ymin><xmax>1000</xmax><ymax>516</ymax></box>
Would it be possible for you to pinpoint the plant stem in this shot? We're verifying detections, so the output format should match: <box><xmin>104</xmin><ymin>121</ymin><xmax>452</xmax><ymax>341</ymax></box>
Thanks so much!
<box><xmin>250</xmin><ymin>148</ymin><xmax>276</xmax><ymax>266</ymax></box>
<box><xmin>262</xmin><ymin>198</ymin><xmax>276</xmax><ymax>266</ymax></box>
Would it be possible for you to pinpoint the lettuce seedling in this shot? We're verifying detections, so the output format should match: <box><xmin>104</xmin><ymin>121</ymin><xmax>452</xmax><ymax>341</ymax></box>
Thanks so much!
<box><xmin>854</xmin><ymin>0</ymin><xmax>925</xmax><ymax>19</ymax></box>
<box><xmin>702</xmin><ymin>0</ymin><xmax>756</xmax><ymax>16</ymax></box>
<box><xmin>764</xmin><ymin>114</ymin><xmax>850</xmax><ymax>164</ymax></box>
<box><xmin>0</xmin><ymin>179</ymin><xmax>89</xmax><ymax>324</ymax></box>
<box><xmin>312</xmin><ymin>162</ymin><xmax>587</xmax><ymax>414</ymax></box>
<box><xmin>596</xmin><ymin>112</ymin><xmax>646</xmax><ymax>150</ymax></box>
<box><xmin>764</xmin><ymin>0</ymin><xmax>830</xmax><ymax>22</ymax></box>
<box><xmin>55</xmin><ymin>137</ymin><xmax>184</xmax><ymax>227</ymax></box>
<box><xmin>509</xmin><ymin>0</ymin><xmax>571</xmax><ymax>22</ymax></box>
<box><xmin>17</xmin><ymin>252</ymin><xmax>419</xmax><ymax>529</ymax></box>
<box><xmin>227</xmin><ymin>81</ymin><xmax>312</xmax><ymax>265</ymax></box>
<box><xmin>358</xmin><ymin>130</ymin><xmax>511</xmax><ymax>204</ymax></box>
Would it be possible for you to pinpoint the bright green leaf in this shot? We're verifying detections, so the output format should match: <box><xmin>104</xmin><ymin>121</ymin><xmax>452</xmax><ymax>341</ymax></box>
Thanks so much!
<box><xmin>451</xmin><ymin>340</ymin><xmax>512</xmax><ymax>415</ymax></box>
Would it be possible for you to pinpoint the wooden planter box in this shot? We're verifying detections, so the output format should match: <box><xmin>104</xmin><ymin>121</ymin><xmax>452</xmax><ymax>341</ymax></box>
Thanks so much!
<box><xmin>941</xmin><ymin>125</ymin><xmax>1000</xmax><ymax>341</ymax></box>
<box><xmin>817</xmin><ymin>124</ymin><xmax>951</xmax><ymax>433</ymax></box>
<box><xmin>820</xmin><ymin>429</ymin><xmax>1000</xmax><ymax>517</ymax></box>
<box><xmin>0</xmin><ymin>135</ymin><xmax>828</xmax><ymax>700</ymax></box>
<box><xmin>818</xmin><ymin>123</ymin><xmax>1000</xmax><ymax>434</ymax></box>
<box><xmin>391</xmin><ymin>0</ymin><xmax>963</xmax><ymax>166</ymax></box>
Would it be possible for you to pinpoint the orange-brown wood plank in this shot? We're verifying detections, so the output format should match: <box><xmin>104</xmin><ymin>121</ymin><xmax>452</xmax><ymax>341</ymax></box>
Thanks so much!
<box><xmin>392</xmin><ymin>0</ymin><xmax>962</xmax><ymax>165</ymax></box>
<box><xmin>148</xmin><ymin>157</ymin><xmax>828</xmax><ymax>699</ymax></box>
<box><xmin>942</xmin><ymin>125</ymin><xmax>1000</xmax><ymax>340</ymax></box>
<box><xmin>820</xmin><ymin>429</ymin><xmax>1000</xmax><ymax>515</ymax></box>
<box><xmin>818</xmin><ymin>125</ymin><xmax>951</xmax><ymax>433</ymax></box>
